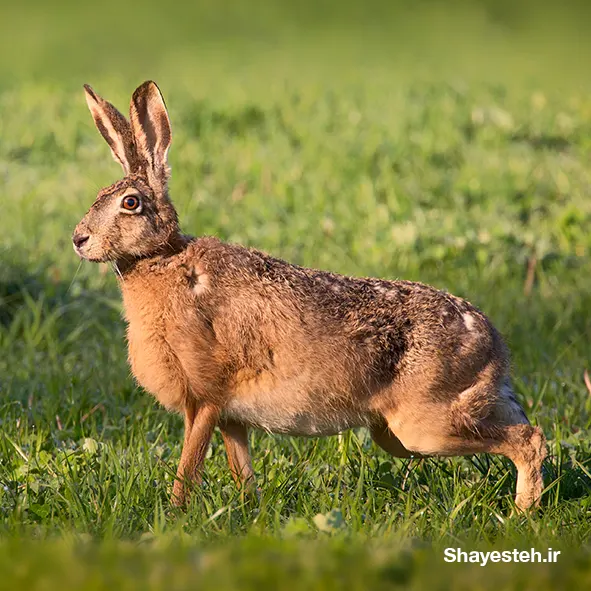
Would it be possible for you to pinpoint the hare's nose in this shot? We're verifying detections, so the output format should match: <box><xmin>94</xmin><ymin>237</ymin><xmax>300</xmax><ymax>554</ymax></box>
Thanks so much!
<box><xmin>73</xmin><ymin>233</ymin><xmax>89</xmax><ymax>248</ymax></box>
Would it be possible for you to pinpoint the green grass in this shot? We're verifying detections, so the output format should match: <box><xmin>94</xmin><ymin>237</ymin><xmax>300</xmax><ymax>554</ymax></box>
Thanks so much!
<box><xmin>1</xmin><ymin>1</ymin><xmax>591</xmax><ymax>588</ymax></box>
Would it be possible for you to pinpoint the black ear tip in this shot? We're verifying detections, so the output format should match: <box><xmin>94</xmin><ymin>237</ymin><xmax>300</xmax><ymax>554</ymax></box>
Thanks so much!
<box><xmin>83</xmin><ymin>84</ymin><xmax>98</xmax><ymax>99</ymax></box>
<box><xmin>136</xmin><ymin>80</ymin><xmax>161</xmax><ymax>95</ymax></box>
<box><xmin>132</xmin><ymin>81</ymin><xmax>166</xmax><ymax>108</ymax></box>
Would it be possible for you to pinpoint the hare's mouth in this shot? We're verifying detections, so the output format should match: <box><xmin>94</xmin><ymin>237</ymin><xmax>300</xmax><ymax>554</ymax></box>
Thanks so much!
<box><xmin>74</xmin><ymin>248</ymin><xmax>104</xmax><ymax>263</ymax></box>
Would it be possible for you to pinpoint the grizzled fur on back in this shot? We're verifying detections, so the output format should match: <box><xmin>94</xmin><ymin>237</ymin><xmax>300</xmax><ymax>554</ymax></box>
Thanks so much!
<box><xmin>73</xmin><ymin>81</ymin><xmax>547</xmax><ymax>512</ymax></box>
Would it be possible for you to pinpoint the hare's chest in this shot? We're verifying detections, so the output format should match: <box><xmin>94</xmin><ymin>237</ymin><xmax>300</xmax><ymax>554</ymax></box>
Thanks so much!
<box><xmin>123</xmin><ymin>293</ymin><xmax>189</xmax><ymax>411</ymax></box>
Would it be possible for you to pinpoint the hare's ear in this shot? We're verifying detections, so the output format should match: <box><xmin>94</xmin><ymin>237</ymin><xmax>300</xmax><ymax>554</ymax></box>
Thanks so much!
<box><xmin>129</xmin><ymin>81</ymin><xmax>172</xmax><ymax>181</ymax></box>
<box><xmin>83</xmin><ymin>84</ymin><xmax>137</xmax><ymax>175</ymax></box>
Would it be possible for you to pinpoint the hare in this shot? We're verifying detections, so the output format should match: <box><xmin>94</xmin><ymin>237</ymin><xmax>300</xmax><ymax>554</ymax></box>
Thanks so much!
<box><xmin>73</xmin><ymin>81</ymin><xmax>546</xmax><ymax>511</ymax></box>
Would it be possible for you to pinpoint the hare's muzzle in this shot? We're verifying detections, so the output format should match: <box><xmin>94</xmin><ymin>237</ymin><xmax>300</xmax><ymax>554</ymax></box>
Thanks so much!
<box><xmin>73</xmin><ymin>233</ymin><xmax>89</xmax><ymax>248</ymax></box>
<box><xmin>72</xmin><ymin>232</ymin><xmax>90</xmax><ymax>258</ymax></box>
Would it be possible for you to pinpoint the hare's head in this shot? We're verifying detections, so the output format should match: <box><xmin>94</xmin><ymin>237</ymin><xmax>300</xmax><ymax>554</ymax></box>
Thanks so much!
<box><xmin>73</xmin><ymin>81</ymin><xmax>180</xmax><ymax>263</ymax></box>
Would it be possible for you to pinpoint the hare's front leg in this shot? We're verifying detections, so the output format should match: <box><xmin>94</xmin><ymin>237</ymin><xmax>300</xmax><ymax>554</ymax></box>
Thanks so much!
<box><xmin>219</xmin><ymin>420</ymin><xmax>255</xmax><ymax>489</ymax></box>
<box><xmin>172</xmin><ymin>401</ymin><xmax>219</xmax><ymax>507</ymax></box>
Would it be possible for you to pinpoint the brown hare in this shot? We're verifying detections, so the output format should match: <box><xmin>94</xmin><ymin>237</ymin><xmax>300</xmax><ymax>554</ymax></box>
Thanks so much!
<box><xmin>73</xmin><ymin>81</ymin><xmax>546</xmax><ymax>511</ymax></box>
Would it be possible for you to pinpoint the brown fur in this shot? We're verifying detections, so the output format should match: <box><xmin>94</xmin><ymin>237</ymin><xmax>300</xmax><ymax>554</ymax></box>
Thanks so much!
<box><xmin>73</xmin><ymin>81</ymin><xmax>547</xmax><ymax>512</ymax></box>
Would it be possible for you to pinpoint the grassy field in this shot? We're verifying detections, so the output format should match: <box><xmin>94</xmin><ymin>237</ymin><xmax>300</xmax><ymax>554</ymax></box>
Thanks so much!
<box><xmin>1</xmin><ymin>1</ymin><xmax>591</xmax><ymax>588</ymax></box>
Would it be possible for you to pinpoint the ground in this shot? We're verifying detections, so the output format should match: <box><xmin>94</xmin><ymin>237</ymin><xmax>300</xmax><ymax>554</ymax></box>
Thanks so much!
<box><xmin>0</xmin><ymin>1</ymin><xmax>590</xmax><ymax>589</ymax></box>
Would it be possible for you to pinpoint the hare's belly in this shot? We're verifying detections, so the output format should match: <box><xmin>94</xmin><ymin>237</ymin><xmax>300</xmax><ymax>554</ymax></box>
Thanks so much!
<box><xmin>223</xmin><ymin>390</ymin><xmax>368</xmax><ymax>436</ymax></box>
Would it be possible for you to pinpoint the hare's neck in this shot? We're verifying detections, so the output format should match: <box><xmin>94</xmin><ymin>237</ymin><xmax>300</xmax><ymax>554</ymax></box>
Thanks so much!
<box><xmin>115</xmin><ymin>233</ymin><xmax>191</xmax><ymax>278</ymax></box>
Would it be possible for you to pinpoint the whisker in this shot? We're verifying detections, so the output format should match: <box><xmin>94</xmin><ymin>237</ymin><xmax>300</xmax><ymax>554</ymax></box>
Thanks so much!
<box><xmin>66</xmin><ymin>260</ymin><xmax>83</xmax><ymax>295</ymax></box>
<box><xmin>111</xmin><ymin>261</ymin><xmax>124</xmax><ymax>282</ymax></box>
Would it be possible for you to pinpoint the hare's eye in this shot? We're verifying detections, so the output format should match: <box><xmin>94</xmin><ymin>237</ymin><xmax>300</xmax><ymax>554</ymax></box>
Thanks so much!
<box><xmin>121</xmin><ymin>196</ymin><xmax>140</xmax><ymax>211</ymax></box>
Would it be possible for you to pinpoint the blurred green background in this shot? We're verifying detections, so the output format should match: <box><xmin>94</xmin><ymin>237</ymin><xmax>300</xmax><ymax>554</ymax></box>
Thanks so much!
<box><xmin>2</xmin><ymin>0</ymin><xmax>591</xmax><ymax>86</ymax></box>
<box><xmin>1</xmin><ymin>1</ymin><xmax>591</xmax><ymax>589</ymax></box>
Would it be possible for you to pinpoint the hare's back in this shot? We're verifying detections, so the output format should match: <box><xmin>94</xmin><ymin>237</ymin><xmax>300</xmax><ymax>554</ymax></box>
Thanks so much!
<box><xmin>190</xmin><ymin>236</ymin><xmax>496</xmax><ymax>344</ymax></box>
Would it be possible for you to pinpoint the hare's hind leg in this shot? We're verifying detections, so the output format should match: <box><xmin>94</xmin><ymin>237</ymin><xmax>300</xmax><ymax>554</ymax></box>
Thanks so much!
<box><xmin>488</xmin><ymin>424</ymin><xmax>547</xmax><ymax>511</ymax></box>
<box><xmin>219</xmin><ymin>420</ymin><xmax>255</xmax><ymax>488</ymax></box>
<box><xmin>370</xmin><ymin>422</ymin><xmax>422</xmax><ymax>459</ymax></box>
<box><xmin>380</xmin><ymin>380</ymin><xmax>546</xmax><ymax>511</ymax></box>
